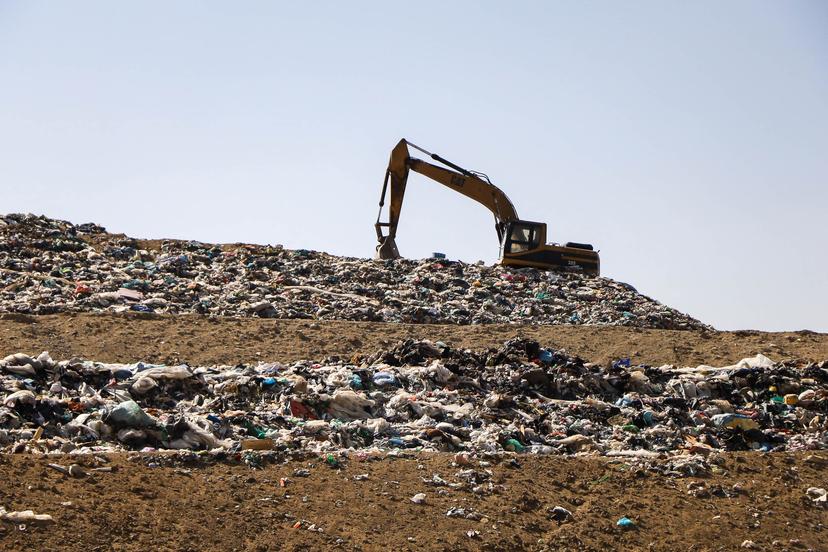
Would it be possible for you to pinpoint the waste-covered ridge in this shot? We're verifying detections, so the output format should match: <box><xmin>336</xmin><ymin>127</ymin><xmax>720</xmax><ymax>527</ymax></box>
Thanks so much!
<box><xmin>0</xmin><ymin>213</ymin><xmax>708</xmax><ymax>329</ymax></box>
<box><xmin>3</xmin><ymin>338</ymin><xmax>825</xmax><ymax>458</ymax></box>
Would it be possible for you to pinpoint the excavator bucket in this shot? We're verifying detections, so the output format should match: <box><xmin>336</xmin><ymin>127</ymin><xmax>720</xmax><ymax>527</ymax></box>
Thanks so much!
<box><xmin>375</xmin><ymin>236</ymin><xmax>400</xmax><ymax>260</ymax></box>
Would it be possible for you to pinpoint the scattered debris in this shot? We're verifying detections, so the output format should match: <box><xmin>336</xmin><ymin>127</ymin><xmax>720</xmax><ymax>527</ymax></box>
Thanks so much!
<box><xmin>46</xmin><ymin>463</ymin><xmax>87</xmax><ymax>478</ymax></box>
<box><xmin>0</xmin><ymin>338</ymin><xmax>824</xmax><ymax>456</ymax></box>
<box><xmin>0</xmin><ymin>508</ymin><xmax>54</xmax><ymax>523</ymax></box>
<box><xmin>616</xmin><ymin>516</ymin><xmax>635</xmax><ymax>528</ymax></box>
<box><xmin>446</xmin><ymin>507</ymin><xmax>481</xmax><ymax>520</ymax></box>
<box><xmin>0</xmin><ymin>214</ymin><xmax>708</xmax><ymax>329</ymax></box>
<box><xmin>548</xmin><ymin>506</ymin><xmax>573</xmax><ymax>521</ymax></box>
<box><xmin>805</xmin><ymin>487</ymin><xmax>826</xmax><ymax>506</ymax></box>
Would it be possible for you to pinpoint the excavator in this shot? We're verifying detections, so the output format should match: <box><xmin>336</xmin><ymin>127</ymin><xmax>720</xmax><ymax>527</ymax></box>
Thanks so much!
<box><xmin>374</xmin><ymin>139</ymin><xmax>600</xmax><ymax>276</ymax></box>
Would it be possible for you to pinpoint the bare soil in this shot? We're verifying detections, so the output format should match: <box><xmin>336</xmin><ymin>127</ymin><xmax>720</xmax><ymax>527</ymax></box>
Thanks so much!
<box><xmin>1</xmin><ymin>313</ymin><xmax>825</xmax><ymax>367</ymax></box>
<box><xmin>1</xmin><ymin>452</ymin><xmax>827</xmax><ymax>552</ymax></box>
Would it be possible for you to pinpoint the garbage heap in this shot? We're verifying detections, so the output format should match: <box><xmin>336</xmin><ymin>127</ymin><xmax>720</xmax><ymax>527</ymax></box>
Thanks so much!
<box><xmin>0</xmin><ymin>214</ymin><xmax>707</xmax><ymax>329</ymax></box>
<box><xmin>2</xmin><ymin>339</ymin><xmax>825</xmax><ymax>456</ymax></box>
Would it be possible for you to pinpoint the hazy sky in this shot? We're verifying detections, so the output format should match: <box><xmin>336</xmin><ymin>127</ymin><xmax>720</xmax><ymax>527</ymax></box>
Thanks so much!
<box><xmin>1</xmin><ymin>2</ymin><xmax>826</xmax><ymax>332</ymax></box>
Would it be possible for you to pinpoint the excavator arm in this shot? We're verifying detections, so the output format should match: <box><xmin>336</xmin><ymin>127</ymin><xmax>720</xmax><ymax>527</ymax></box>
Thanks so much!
<box><xmin>375</xmin><ymin>139</ymin><xmax>518</xmax><ymax>259</ymax></box>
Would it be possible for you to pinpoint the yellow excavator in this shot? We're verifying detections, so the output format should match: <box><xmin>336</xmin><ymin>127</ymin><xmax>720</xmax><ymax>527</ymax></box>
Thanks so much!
<box><xmin>374</xmin><ymin>139</ymin><xmax>600</xmax><ymax>276</ymax></box>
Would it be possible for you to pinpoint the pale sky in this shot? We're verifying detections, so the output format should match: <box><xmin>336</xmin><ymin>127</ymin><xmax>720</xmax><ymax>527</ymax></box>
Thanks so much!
<box><xmin>1</xmin><ymin>1</ymin><xmax>826</xmax><ymax>332</ymax></box>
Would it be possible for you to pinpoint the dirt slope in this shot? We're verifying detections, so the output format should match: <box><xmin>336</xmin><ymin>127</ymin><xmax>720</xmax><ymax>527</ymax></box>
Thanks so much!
<box><xmin>1</xmin><ymin>312</ymin><xmax>825</xmax><ymax>367</ymax></box>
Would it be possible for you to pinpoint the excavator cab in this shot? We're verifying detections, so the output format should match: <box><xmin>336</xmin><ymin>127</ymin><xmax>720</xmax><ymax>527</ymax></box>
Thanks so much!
<box><xmin>500</xmin><ymin>221</ymin><xmax>545</xmax><ymax>254</ymax></box>
<box><xmin>499</xmin><ymin>220</ymin><xmax>599</xmax><ymax>275</ymax></box>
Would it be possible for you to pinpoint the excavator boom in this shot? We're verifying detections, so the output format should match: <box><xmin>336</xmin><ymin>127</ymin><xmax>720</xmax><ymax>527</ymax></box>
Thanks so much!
<box><xmin>375</xmin><ymin>139</ymin><xmax>517</xmax><ymax>259</ymax></box>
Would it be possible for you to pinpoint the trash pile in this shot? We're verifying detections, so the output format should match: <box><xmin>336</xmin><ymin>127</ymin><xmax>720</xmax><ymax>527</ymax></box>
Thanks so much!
<box><xmin>0</xmin><ymin>214</ymin><xmax>708</xmax><ymax>329</ymax></box>
<box><xmin>2</xmin><ymin>338</ymin><xmax>825</xmax><ymax>456</ymax></box>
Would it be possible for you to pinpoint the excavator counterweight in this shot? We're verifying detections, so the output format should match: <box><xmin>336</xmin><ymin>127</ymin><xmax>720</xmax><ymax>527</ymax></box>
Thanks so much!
<box><xmin>374</xmin><ymin>139</ymin><xmax>600</xmax><ymax>276</ymax></box>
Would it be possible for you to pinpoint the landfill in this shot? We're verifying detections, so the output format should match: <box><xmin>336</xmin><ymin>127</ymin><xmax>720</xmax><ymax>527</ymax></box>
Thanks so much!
<box><xmin>1</xmin><ymin>214</ymin><xmax>826</xmax><ymax>551</ymax></box>
<box><xmin>1</xmin><ymin>338</ymin><xmax>824</xmax><ymax>460</ymax></box>
<box><xmin>0</xmin><ymin>214</ymin><xmax>708</xmax><ymax>329</ymax></box>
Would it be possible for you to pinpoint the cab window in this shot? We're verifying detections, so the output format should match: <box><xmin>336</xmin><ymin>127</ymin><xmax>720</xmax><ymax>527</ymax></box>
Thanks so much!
<box><xmin>506</xmin><ymin>224</ymin><xmax>538</xmax><ymax>253</ymax></box>
<box><xmin>510</xmin><ymin>226</ymin><xmax>532</xmax><ymax>243</ymax></box>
